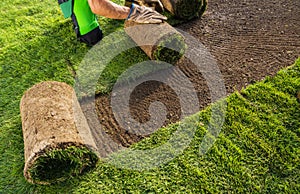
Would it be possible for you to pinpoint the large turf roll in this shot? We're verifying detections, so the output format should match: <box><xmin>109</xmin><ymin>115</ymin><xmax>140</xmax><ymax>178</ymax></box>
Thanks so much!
<box><xmin>124</xmin><ymin>21</ymin><xmax>186</xmax><ymax>64</ymax></box>
<box><xmin>161</xmin><ymin>0</ymin><xmax>207</xmax><ymax>20</ymax></box>
<box><xmin>20</xmin><ymin>81</ymin><xmax>98</xmax><ymax>184</ymax></box>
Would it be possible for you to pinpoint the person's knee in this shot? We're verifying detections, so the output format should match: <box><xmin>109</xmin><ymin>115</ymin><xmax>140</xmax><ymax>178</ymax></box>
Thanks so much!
<box><xmin>79</xmin><ymin>27</ymin><xmax>103</xmax><ymax>46</ymax></box>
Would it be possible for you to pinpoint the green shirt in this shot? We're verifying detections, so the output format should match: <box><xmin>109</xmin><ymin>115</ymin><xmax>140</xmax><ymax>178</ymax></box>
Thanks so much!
<box><xmin>60</xmin><ymin>0</ymin><xmax>99</xmax><ymax>35</ymax></box>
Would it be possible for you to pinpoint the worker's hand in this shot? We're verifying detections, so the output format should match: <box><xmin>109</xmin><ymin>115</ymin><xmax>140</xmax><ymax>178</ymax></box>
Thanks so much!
<box><xmin>127</xmin><ymin>4</ymin><xmax>167</xmax><ymax>24</ymax></box>
<box><xmin>144</xmin><ymin>0</ymin><xmax>164</xmax><ymax>12</ymax></box>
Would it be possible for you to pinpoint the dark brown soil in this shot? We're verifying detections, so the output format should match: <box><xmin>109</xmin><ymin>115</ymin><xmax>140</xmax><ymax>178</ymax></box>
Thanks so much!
<box><xmin>81</xmin><ymin>0</ymin><xmax>300</xmax><ymax>157</ymax></box>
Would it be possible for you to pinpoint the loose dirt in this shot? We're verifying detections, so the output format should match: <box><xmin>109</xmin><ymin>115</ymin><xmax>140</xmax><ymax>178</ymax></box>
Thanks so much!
<box><xmin>81</xmin><ymin>0</ymin><xmax>300</xmax><ymax>157</ymax></box>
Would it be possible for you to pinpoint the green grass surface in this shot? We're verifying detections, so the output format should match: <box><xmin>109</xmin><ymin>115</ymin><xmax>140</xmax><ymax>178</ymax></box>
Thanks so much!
<box><xmin>1</xmin><ymin>0</ymin><xmax>299</xmax><ymax>193</ymax></box>
<box><xmin>27</xmin><ymin>145</ymin><xmax>98</xmax><ymax>185</ymax></box>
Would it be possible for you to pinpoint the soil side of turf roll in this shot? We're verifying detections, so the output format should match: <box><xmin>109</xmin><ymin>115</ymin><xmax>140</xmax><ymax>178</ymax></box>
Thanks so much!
<box><xmin>20</xmin><ymin>81</ymin><xmax>97</xmax><ymax>184</ymax></box>
<box><xmin>160</xmin><ymin>0</ymin><xmax>177</xmax><ymax>14</ymax></box>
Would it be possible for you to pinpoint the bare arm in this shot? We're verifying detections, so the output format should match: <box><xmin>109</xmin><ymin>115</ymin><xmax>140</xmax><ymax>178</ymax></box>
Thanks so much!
<box><xmin>88</xmin><ymin>0</ymin><xmax>130</xmax><ymax>19</ymax></box>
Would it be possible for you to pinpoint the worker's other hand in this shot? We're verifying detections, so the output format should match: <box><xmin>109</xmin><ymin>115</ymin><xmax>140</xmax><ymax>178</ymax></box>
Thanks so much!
<box><xmin>127</xmin><ymin>4</ymin><xmax>167</xmax><ymax>24</ymax></box>
<box><xmin>144</xmin><ymin>0</ymin><xmax>164</xmax><ymax>12</ymax></box>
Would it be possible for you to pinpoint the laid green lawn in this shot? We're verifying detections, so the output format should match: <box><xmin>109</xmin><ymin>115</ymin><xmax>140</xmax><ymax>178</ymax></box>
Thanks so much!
<box><xmin>1</xmin><ymin>0</ymin><xmax>299</xmax><ymax>193</ymax></box>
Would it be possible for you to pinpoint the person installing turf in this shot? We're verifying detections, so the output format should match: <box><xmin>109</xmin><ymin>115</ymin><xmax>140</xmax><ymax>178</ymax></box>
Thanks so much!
<box><xmin>58</xmin><ymin>0</ymin><xmax>167</xmax><ymax>46</ymax></box>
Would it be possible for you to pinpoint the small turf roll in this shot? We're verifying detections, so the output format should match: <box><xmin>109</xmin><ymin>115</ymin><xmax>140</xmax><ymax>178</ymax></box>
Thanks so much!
<box><xmin>161</xmin><ymin>0</ymin><xmax>207</xmax><ymax>20</ymax></box>
<box><xmin>20</xmin><ymin>81</ymin><xmax>98</xmax><ymax>184</ymax></box>
<box><xmin>124</xmin><ymin>21</ymin><xmax>186</xmax><ymax>64</ymax></box>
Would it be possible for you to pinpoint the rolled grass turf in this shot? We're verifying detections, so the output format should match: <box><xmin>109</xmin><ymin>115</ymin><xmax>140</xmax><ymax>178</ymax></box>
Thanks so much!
<box><xmin>124</xmin><ymin>21</ymin><xmax>186</xmax><ymax>64</ymax></box>
<box><xmin>161</xmin><ymin>0</ymin><xmax>207</xmax><ymax>20</ymax></box>
<box><xmin>20</xmin><ymin>81</ymin><xmax>98</xmax><ymax>184</ymax></box>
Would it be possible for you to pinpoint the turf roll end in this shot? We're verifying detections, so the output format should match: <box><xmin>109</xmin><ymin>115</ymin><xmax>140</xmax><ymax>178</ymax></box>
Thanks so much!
<box><xmin>20</xmin><ymin>81</ymin><xmax>98</xmax><ymax>184</ymax></box>
<box><xmin>24</xmin><ymin>143</ymin><xmax>98</xmax><ymax>184</ymax></box>
<box><xmin>152</xmin><ymin>32</ymin><xmax>186</xmax><ymax>64</ymax></box>
<box><xmin>124</xmin><ymin>21</ymin><xmax>186</xmax><ymax>64</ymax></box>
